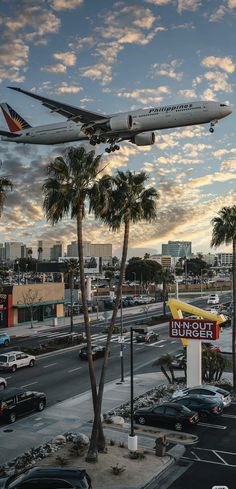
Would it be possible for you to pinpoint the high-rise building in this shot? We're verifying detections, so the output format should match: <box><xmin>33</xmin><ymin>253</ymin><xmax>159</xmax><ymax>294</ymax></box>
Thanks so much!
<box><xmin>0</xmin><ymin>243</ymin><xmax>5</xmax><ymax>261</ymax></box>
<box><xmin>50</xmin><ymin>243</ymin><xmax>64</xmax><ymax>261</ymax></box>
<box><xmin>67</xmin><ymin>241</ymin><xmax>112</xmax><ymax>264</ymax></box>
<box><xmin>161</xmin><ymin>241</ymin><xmax>192</xmax><ymax>258</ymax></box>
<box><xmin>150</xmin><ymin>254</ymin><xmax>174</xmax><ymax>269</ymax></box>
<box><xmin>5</xmin><ymin>242</ymin><xmax>24</xmax><ymax>261</ymax></box>
<box><xmin>216</xmin><ymin>253</ymin><xmax>233</xmax><ymax>266</ymax></box>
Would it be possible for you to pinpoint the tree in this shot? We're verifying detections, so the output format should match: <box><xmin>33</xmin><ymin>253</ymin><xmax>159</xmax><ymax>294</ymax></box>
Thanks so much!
<box><xmin>89</xmin><ymin>169</ymin><xmax>158</xmax><ymax>460</ymax></box>
<box><xmin>38</xmin><ymin>246</ymin><xmax>43</xmax><ymax>261</ymax></box>
<box><xmin>64</xmin><ymin>259</ymin><xmax>80</xmax><ymax>333</ymax></box>
<box><xmin>22</xmin><ymin>288</ymin><xmax>43</xmax><ymax>329</ymax></box>
<box><xmin>0</xmin><ymin>175</ymin><xmax>13</xmax><ymax>217</ymax></box>
<box><xmin>42</xmin><ymin>146</ymin><xmax>105</xmax><ymax>456</ymax></box>
<box><xmin>211</xmin><ymin>205</ymin><xmax>236</xmax><ymax>389</ymax></box>
<box><xmin>156</xmin><ymin>268</ymin><xmax>175</xmax><ymax>317</ymax></box>
<box><xmin>152</xmin><ymin>354</ymin><xmax>176</xmax><ymax>383</ymax></box>
<box><xmin>202</xmin><ymin>350</ymin><xmax>228</xmax><ymax>382</ymax></box>
<box><xmin>125</xmin><ymin>257</ymin><xmax>161</xmax><ymax>286</ymax></box>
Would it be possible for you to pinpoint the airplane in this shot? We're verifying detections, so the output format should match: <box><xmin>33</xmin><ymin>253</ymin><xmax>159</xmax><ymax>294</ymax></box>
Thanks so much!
<box><xmin>0</xmin><ymin>86</ymin><xmax>232</xmax><ymax>153</ymax></box>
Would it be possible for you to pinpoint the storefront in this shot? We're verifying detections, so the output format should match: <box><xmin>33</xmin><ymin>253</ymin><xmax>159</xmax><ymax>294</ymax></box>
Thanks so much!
<box><xmin>0</xmin><ymin>283</ymin><xmax>64</xmax><ymax>328</ymax></box>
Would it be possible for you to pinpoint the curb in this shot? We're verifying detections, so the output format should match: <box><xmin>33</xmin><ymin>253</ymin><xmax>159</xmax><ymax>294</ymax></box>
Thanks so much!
<box><xmin>139</xmin><ymin>456</ymin><xmax>174</xmax><ymax>489</ymax></box>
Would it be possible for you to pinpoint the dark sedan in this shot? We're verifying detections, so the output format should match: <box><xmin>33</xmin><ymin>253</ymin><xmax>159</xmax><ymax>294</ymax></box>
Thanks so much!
<box><xmin>134</xmin><ymin>402</ymin><xmax>199</xmax><ymax>431</ymax></box>
<box><xmin>172</xmin><ymin>394</ymin><xmax>223</xmax><ymax>421</ymax></box>
<box><xmin>79</xmin><ymin>345</ymin><xmax>107</xmax><ymax>360</ymax></box>
<box><xmin>136</xmin><ymin>330</ymin><xmax>159</xmax><ymax>343</ymax></box>
<box><xmin>0</xmin><ymin>467</ymin><xmax>92</xmax><ymax>489</ymax></box>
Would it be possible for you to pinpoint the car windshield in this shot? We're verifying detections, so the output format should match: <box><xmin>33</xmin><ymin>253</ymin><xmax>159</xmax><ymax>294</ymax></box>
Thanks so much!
<box><xmin>0</xmin><ymin>355</ymin><xmax>7</xmax><ymax>362</ymax></box>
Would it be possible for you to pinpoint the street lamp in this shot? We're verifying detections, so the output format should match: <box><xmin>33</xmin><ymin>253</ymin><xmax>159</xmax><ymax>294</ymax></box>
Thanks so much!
<box><xmin>128</xmin><ymin>327</ymin><xmax>138</xmax><ymax>452</ymax></box>
<box><xmin>119</xmin><ymin>293</ymin><xmax>124</xmax><ymax>383</ymax></box>
<box><xmin>16</xmin><ymin>259</ymin><xmax>20</xmax><ymax>285</ymax></box>
<box><xmin>132</xmin><ymin>272</ymin><xmax>136</xmax><ymax>296</ymax></box>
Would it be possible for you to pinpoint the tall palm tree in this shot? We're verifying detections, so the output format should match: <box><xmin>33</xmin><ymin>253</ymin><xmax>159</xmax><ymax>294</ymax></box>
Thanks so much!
<box><xmin>0</xmin><ymin>176</ymin><xmax>13</xmax><ymax>217</ymax></box>
<box><xmin>64</xmin><ymin>258</ymin><xmax>80</xmax><ymax>333</ymax></box>
<box><xmin>42</xmin><ymin>146</ymin><xmax>105</xmax><ymax>448</ymax></box>
<box><xmin>37</xmin><ymin>246</ymin><xmax>43</xmax><ymax>261</ymax></box>
<box><xmin>156</xmin><ymin>268</ymin><xmax>175</xmax><ymax>318</ymax></box>
<box><xmin>88</xmin><ymin>170</ymin><xmax>158</xmax><ymax>460</ymax></box>
<box><xmin>211</xmin><ymin>205</ymin><xmax>236</xmax><ymax>389</ymax></box>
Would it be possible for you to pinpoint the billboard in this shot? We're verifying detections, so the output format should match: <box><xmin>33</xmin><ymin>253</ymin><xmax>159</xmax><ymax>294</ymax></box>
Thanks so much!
<box><xmin>59</xmin><ymin>256</ymin><xmax>100</xmax><ymax>274</ymax></box>
<box><xmin>169</xmin><ymin>319</ymin><xmax>219</xmax><ymax>340</ymax></box>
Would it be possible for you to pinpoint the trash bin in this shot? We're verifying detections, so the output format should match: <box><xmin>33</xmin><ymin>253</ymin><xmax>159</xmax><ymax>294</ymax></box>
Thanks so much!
<box><xmin>53</xmin><ymin>317</ymin><xmax>58</xmax><ymax>327</ymax></box>
<box><xmin>154</xmin><ymin>435</ymin><xmax>167</xmax><ymax>457</ymax></box>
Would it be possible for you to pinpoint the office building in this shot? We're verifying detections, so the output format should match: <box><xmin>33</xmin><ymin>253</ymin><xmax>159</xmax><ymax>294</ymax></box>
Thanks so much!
<box><xmin>67</xmin><ymin>241</ymin><xmax>112</xmax><ymax>264</ymax></box>
<box><xmin>161</xmin><ymin>241</ymin><xmax>192</xmax><ymax>258</ymax></box>
<box><xmin>216</xmin><ymin>253</ymin><xmax>233</xmax><ymax>266</ymax></box>
<box><xmin>150</xmin><ymin>254</ymin><xmax>173</xmax><ymax>269</ymax></box>
<box><xmin>50</xmin><ymin>242</ymin><xmax>64</xmax><ymax>261</ymax></box>
<box><xmin>5</xmin><ymin>242</ymin><xmax>24</xmax><ymax>261</ymax></box>
<box><xmin>0</xmin><ymin>244</ymin><xmax>5</xmax><ymax>261</ymax></box>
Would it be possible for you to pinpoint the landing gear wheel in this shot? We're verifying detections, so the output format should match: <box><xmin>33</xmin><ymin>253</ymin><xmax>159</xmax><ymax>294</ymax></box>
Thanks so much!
<box><xmin>209</xmin><ymin>127</ymin><xmax>214</xmax><ymax>133</ymax></box>
<box><xmin>105</xmin><ymin>148</ymin><xmax>111</xmax><ymax>153</ymax></box>
<box><xmin>111</xmin><ymin>146</ymin><xmax>116</xmax><ymax>152</ymax></box>
<box><xmin>90</xmin><ymin>140</ymin><xmax>96</xmax><ymax>146</ymax></box>
<box><xmin>114</xmin><ymin>145</ymin><xmax>120</xmax><ymax>150</ymax></box>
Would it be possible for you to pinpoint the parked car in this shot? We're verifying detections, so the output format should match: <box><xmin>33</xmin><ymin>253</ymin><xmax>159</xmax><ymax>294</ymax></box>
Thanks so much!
<box><xmin>0</xmin><ymin>377</ymin><xmax>7</xmax><ymax>391</ymax></box>
<box><xmin>202</xmin><ymin>342</ymin><xmax>221</xmax><ymax>352</ymax></box>
<box><xmin>136</xmin><ymin>330</ymin><xmax>159</xmax><ymax>343</ymax></box>
<box><xmin>172</xmin><ymin>384</ymin><xmax>231</xmax><ymax>407</ymax></box>
<box><xmin>0</xmin><ymin>466</ymin><xmax>92</xmax><ymax>488</ymax></box>
<box><xmin>172</xmin><ymin>394</ymin><xmax>223</xmax><ymax>420</ymax></box>
<box><xmin>79</xmin><ymin>345</ymin><xmax>107</xmax><ymax>360</ymax></box>
<box><xmin>0</xmin><ymin>351</ymin><xmax>35</xmax><ymax>373</ymax></box>
<box><xmin>207</xmin><ymin>294</ymin><xmax>220</xmax><ymax>305</ymax></box>
<box><xmin>0</xmin><ymin>333</ymin><xmax>10</xmax><ymax>347</ymax></box>
<box><xmin>134</xmin><ymin>402</ymin><xmax>199</xmax><ymax>431</ymax></box>
<box><xmin>0</xmin><ymin>388</ymin><xmax>46</xmax><ymax>423</ymax></box>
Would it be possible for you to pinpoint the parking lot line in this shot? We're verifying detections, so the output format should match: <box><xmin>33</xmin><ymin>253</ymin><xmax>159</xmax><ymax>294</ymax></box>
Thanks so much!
<box><xmin>198</xmin><ymin>422</ymin><xmax>227</xmax><ymax>429</ymax></box>
<box><xmin>67</xmin><ymin>367</ymin><xmax>82</xmax><ymax>373</ymax></box>
<box><xmin>43</xmin><ymin>363</ymin><xmax>57</xmax><ymax>368</ymax></box>
<box><xmin>20</xmin><ymin>381</ymin><xmax>38</xmax><ymax>388</ymax></box>
<box><xmin>212</xmin><ymin>450</ymin><xmax>228</xmax><ymax>465</ymax></box>
<box><xmin>222</xmin><ymin>413</ymin><xmax>236</xmax><ymax>419</ymax></box>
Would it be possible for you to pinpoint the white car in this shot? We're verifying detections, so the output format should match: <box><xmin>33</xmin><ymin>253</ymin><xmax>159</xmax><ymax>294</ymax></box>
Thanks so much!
<box><xmin>172</xmin><ymin>384</ymin><xmax>231</xmax><ymax>407</ymax></box>
<box><xmin>207</xmin><ymin>294</ymin><xmax>220</xmax><ymax>305</ymax></box>
<box><xmin>0</xmin><ymin>377</ymin><xmax>7</xmax><ymax>390</ymax></box>
<box><xmin>0</xmin><ymin>351</ymin><xmax>35</xmax><ymax>373</ymax></box>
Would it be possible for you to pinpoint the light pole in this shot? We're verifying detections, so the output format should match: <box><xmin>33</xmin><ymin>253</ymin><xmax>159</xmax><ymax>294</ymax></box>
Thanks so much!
<box><xmin>132</xmin><ymin>272</ymin><xmax>136</xmax><ymax>296</ymax></box>
<box><xmin>120</xmin><ymin>293</ymin><xmax>124</xmax><ymax>383</ymax></box>
<box><xmin>200</xmin><ymin>268</ymin><xmax>208</xmax><ymax>297</ymax></box>
<box><xmin>16</xmin><ymin>259</ymin><xmax>20</xmax><ymax>285</ymax></box>
<box><xmin>128</xmin><ymin>327</ymin><xmax>138</xmax><ymax>451</ymax></box>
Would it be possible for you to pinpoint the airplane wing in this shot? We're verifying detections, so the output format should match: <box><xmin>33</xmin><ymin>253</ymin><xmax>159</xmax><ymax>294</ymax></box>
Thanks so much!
<box><xmin>0</xmin><ymin>129</ymin><xmax>20</xmax><ymax>138</ymax></box>
<box><xmin>8</xmin><ymin>87</ymin><xmax>108</xmax><ymax>124</ymax></box>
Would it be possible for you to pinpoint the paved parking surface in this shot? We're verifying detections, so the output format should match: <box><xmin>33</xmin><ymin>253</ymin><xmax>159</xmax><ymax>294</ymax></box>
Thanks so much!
<box><xmin>167</xmin><ymin>401</ymin><xmax>236</xmax><ymax>489</ymax></box>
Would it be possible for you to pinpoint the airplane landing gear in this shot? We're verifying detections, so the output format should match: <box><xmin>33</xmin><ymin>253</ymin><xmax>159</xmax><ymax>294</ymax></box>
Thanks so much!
<box><xmin>209</xmin><ymin>120</ymin><xmax>218</xmax><ymax>133</ymax></box>
<box><xmin>209</xmin><ymin>127</ymin><xmax>214</xmax><ymax>133</ymax></box>
<box><xmin>105</xmin><ymin>144</ymin><xmax>120</xmax><ymax>153</ymax></box>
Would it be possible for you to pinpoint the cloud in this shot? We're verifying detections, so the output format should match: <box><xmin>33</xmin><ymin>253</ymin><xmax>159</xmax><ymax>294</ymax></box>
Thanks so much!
<box><xmin>145</xmin><ymin>0</ymin><xmax>172</xmax><ymax>4</ymax></box>
<box><xmin>41</xmin><ymin>63</ymin><xmax>67</xmax><ymax>73</ymax></box>
<box><xmin>204</xmin><ymin>71</ymin><xmax>233</xmax><ymax>92</ymax></box>
<box><xmin>55</xmin><ymin>84</ymin><xmax>83</xmax><ymax>95</ymax></box>
<box><xmin>53</xmin><ymin>52</ymin><xmax>77</xmax><ymax>66</ymax></box>
<box><xmin>0</xmin><ymin>39</ymin><xmax>29</xmax><ymax>83</ymax></box>
<box><xmin>177</xmin><ymin>0</ymin><xmax>202</xmax><ymax>13</ymax></box>
<box><xmin>50</xmin><ymin>0</ymin><xmax>84</xmax><ymax>10</ymax></box>
<box><xmin>214</xmin><ymin>148</ymin><xmax>236</xmax><ymax>158</ymax></box>
<box><xmin>5</xmin><ymin>7</ymin><xmax>61</xmax><ymax>41</ymax></box>
<box><xmin>178</xmin><ymin>89</ymin><xmax>197</xmax><ymax>98</ymax></box>
<box><xmin>228</xmin><ymin>0</ymin><xmax>236</xmax><ymax>7</ymax></box>
<box><xmin>114</xmin><ymin>86</ymin><xmax>170</xmax><ymax>104</ymax></box>
<box><xmin>209</xmin><ymin>5</ymin><xmax>227</xmax><ymax>22</ymax></box>
<box><xmin>220</xmin><ymin>158</ymin><xmax>236</xmax><ymax>172</ymax></box>
<box><xmin>80</xmin><ymin>63</ymin><xmax>113</xmax><ymax>85</ymax></box>
<box><xmin>189</xmin><ymin>171</ymin><xmax>236</xmax><ymax>188</ymax></box>
<box><xmin>201</xmin><ymin>56</ymin><xmax>235</xmax><ymax>73</ymax></box>
<box><xmin>150</xmin><ymin>60</ymin><xmax>183</xmax><ymax>80</ymax></box>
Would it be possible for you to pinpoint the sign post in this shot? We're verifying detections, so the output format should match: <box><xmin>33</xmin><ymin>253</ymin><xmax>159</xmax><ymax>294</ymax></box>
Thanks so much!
<box><xmin>169</xmin><ymin>318</ymin><xmax>219</xmax><ymax>387</ymax></box>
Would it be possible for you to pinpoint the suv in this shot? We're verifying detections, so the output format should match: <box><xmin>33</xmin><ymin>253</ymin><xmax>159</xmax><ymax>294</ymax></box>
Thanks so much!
<box><xmin>79</xmin><ymin>345</ymin><xmax>107</xmax><ymax>360</ymax></box>
<box><xmin>0</xmin><ymin>333</ymin><xmax>10</xmax><ymax>347</ymax></box>
<box><xmin>0</xmin><ymin>388</ymin><xmax>46</xmax><ymax>423</ymax></box>
<box><xmin>207</xmin><ymin>294</ymin><xmax>220</xmax><ymax>305</ymax></box>
<box><xmin>0</xmin><ymin>467</ymin><xmax>92</xmax><ymax>488</ymax></box>
<box><xmin>0</xmin><ymin>351</ymin><xmax>35</xmax><ymax>373</ymax></box>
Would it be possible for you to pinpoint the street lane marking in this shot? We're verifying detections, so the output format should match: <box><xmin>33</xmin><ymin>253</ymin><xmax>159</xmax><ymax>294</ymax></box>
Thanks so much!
<box><xmin>181</xmin><ymin>457</ymin><xmax>236</xmax><ymax>467</ymax></box>
<box><xmin>198</xmin><ymin>422</ymin><xmax>227</xmax><ymax>429</ymax></box>
<box><xmin>222</xmin><ymin>413</ymin><xmax>236</xmax><ymax>419</ymax></box>
<box><xmin>194</xmin><ymin>447</ymin><xmax>236</xmax><ymax>456</ymax></box>
<box><xmin>5</xmin><ymin>377</ymin><xmax>12</xmax><ymax>380</ymax></box>
<box><xmin>20</xmin><ymin>381</ymin><xmax>38</xmax><ymax>388</ymax></box>
<box><xmin>212</xmin><ymin>450</ymin><xmax>228</xmax><ymax>465</ymax></box>
<box><xmin>147</xmin><ymin>340</ymin><xmax>166</xmax><ymax>347</ymax></box>
<box><xmin>190</xmin><ymin>450</ymin><xmax>201</xmax><ymax>461</ymax></box>
<box><xmin>43</xmin><ymin>363</ymin><xmax>57</xmax><ymax>368</ymax></box>
<box><xmin>68</xmin><ymin>367</ymin><xmax>82</xmax><ymax>373</ymax></box>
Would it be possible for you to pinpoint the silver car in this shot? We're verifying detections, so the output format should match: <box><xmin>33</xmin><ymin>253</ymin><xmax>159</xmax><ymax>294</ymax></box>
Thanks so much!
<box><xmin>172</xmin><ymin>384</ymin><xmax>231</xmax><ymax>407</ymax></box>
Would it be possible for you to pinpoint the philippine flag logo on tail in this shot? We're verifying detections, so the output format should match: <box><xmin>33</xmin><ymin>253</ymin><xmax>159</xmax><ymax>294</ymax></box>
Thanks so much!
<box><xmin>1</xmin><ymin>103</ymin><xmax>31</xmax><ymax>132</ymax></box>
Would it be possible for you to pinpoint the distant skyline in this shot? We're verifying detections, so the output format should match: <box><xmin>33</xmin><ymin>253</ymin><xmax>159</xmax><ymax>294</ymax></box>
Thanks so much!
<box><xmin>0</xmin><ymin>0</ymin><xmax>235</xmax><ymax>255</ymax></box>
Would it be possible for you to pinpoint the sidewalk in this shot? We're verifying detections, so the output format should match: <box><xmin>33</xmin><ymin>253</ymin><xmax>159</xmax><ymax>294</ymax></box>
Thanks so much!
<box><xmin>0</xmin><ymin>372</ymin><xmax>167</xmax><ymax>464</ymax></box>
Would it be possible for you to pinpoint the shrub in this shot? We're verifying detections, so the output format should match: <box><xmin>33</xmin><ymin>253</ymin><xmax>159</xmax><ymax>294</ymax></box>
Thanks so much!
<box><xmin>109</xmin><ymin>439</ymin><xmax>116</xmax><ymax>446</ymax></box>
<box><xmin>129</xmin><ymin>450</ymin><xmax>146</xmax><ymax>460</ymax></box>
<box><xmin>55</xmin><ymin>455</ymin><xmax>68</xmax><ymax>466</ymax></box>
<box><xmin>111</xmin><ymin>463</ymin><xmax>126</xmax><ymax>475</ymax></box>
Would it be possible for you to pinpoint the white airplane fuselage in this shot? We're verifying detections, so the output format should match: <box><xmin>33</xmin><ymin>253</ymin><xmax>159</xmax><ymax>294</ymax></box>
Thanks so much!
<box><xmin>1</xmin><ymin>101</ymin><xmax>231</xmax><ymax>145</ymax></box>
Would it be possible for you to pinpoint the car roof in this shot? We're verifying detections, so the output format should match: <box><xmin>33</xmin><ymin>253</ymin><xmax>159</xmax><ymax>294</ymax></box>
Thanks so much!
<box><xmin>1</xmin><ymin>351</ymin><xmax>24</xmax><ymax>355</ymax></box>
<box><xmin>0</xmin><ymin>388</ymin><xmax>27</xmax><ymax>400</ymax></box>
<box><xmin>174</xmin><ymin>394</ymin><xmax>219</xmax><ymax>402</ymax></box>
<box><xmin>23</xmin><ymin>467</ymin><xmax>87</xmax><ymax>480</ymax></box>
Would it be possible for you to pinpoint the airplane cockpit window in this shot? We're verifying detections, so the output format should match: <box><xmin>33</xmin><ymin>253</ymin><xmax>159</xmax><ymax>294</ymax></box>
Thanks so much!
<box><xmin>220</xmin><ymin>104</ymin><xmax>227</xmax><ymax>107</ymax></box>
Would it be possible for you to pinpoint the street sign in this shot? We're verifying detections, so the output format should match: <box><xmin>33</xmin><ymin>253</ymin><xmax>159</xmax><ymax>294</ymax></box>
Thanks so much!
<box><xmin>169</xmin><ymin>319</ymin><xmax>219</xmax><ymax>340</ymax></box>
<box><xmin>118</xmin><ymin>336</ymin><xmax>125</xmax><ymax>343</ymax></box>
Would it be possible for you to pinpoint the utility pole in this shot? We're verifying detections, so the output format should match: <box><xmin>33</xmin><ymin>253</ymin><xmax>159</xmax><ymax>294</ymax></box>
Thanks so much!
<box><xmin>120</xmin><ymin>294</ymin><xmax>124</xmax><ymax>382</ymax></box>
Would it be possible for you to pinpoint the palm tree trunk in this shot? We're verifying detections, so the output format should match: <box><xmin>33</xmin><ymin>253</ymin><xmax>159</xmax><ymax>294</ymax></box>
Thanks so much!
<box><xmin>87</xmin><ymin>216</ymin><xmax>130</xmax><ymax>461</ymax></box>
<box><xmin>163</xmin><ymin>281</ymin><xmax>166</xmax><ymax>318</ymax></box>
<box><xmin>233</xmin><ymin>239</ymin><xmax>236</xmax><ymax>390</ymax></box>
<box><xmin>70</xmin><ymin>272</ymin><xmax>74</xmax><ymax>334</ymax></box>
<box><xmin>76</xmin><ymin>206</ymin><xmax>105</xmax><ymax>462</ymax></box>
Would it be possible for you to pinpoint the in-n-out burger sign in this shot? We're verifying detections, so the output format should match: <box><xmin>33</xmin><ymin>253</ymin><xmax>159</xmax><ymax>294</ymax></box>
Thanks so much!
<box><xmin>169</xmin><ymin>319</ymin><xmax>219</xmax><ymax>340</ymax></box>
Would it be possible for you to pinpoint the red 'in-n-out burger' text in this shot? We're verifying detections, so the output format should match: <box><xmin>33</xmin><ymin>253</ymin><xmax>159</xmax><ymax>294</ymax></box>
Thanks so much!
<box><xmin>169</xmin><ymin>319</ymin><xmax>219</xmax><ymax>340</ymax></box>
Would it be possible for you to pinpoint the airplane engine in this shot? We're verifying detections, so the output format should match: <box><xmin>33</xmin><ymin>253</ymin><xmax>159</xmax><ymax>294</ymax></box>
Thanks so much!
<box><xmin>108</xmin><ymin>114</ymin><xmax>133</xmax><ymax>131</ymax></box>
<box><xmin>132</xmin><ymin>132</ymin><xmax>155</xmax><ymax>146</ymax></box>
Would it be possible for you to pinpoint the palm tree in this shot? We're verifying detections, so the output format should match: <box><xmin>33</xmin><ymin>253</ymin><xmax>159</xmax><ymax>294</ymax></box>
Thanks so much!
<box><xmin>64</xmin><ymin>258</ymin><xmax>80</xmax><ymax>333</ymax></box>
<box><xmin>156</xmin><ymin>268</ymin><xmax>175</xmax><ymax>318</ymax></box>
<box><xmin>152</xmin><ymin>354</ymin><xmax>176</xmax><ymax>383</ymax></box>
<box><xmin>37</xmin><ymin>246</ymin><xmax>43</xmax><ymax>261</ymax></box>
<box><xmin>42</xmin><ymin>146</ymin><xmax>105</xmax><ymax>450</ymax></box>
<box><xmin>0</xmin><ymin>176</ymin><xmax>13</xmax><ymax>217</ymax></box>
<box><xmin>211</xmin><ymin>205</ymin><xmax>236</xmax><ymax>389</ymax></box>
<box><xmin>88</xmin><ymin>170</ymin><xmax>158</xmax><ymax>460</ymax></box>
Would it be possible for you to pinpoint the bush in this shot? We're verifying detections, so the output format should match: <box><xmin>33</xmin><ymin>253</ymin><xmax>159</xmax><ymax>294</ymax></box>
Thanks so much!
<box><xmin>55</xmin><ymin>455</ymin><xmax>68</xmax><ymax>466</ymax></box>
<box><xmin>111</xmin><ymin>463</ymin><xmax>126</xmax><ymax>475</ymax></box>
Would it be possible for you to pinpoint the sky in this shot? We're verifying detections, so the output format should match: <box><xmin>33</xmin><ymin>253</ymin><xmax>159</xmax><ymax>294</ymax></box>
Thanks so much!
<box><xmin>0</xmin><ymin>0</ymin><xmax>235</xmax><ymax>257</ymax></box>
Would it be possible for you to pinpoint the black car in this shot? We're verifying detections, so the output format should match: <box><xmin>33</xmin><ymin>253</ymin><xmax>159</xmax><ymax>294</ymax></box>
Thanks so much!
<box><xmin>136</xmin><ymin>330</ymin><xmax>159</xmax><ymax>343</ymax></box>
<box><xmin>172</xmin><ymin>394</ymin><xmax>223</xmax><ymax>420</ymax></box>
<box><xmin>79</xmin><ymin>345</ymin><xmax>106</xmax><ymax>360</ymax></box>
<box><xmin>134</xmin><ymin>402</ymin><xmax>199</xmax><ymax>431</ymax></box>
<box><xmin>0</xmin><ymin>467</ymin><xmax>92</xmax><ymax>489</ymax></box>
<box><xmin>0</xmin><ymin>388</ymin><xmax>46</xmax><ymax>424</ymax></box>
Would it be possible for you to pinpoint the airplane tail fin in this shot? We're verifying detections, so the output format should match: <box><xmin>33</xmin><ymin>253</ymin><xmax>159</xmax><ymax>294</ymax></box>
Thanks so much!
<box><xmin>0</xmin><ymin>102</ymin><xmax>32</xmax><ymax>132</ymax></box>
